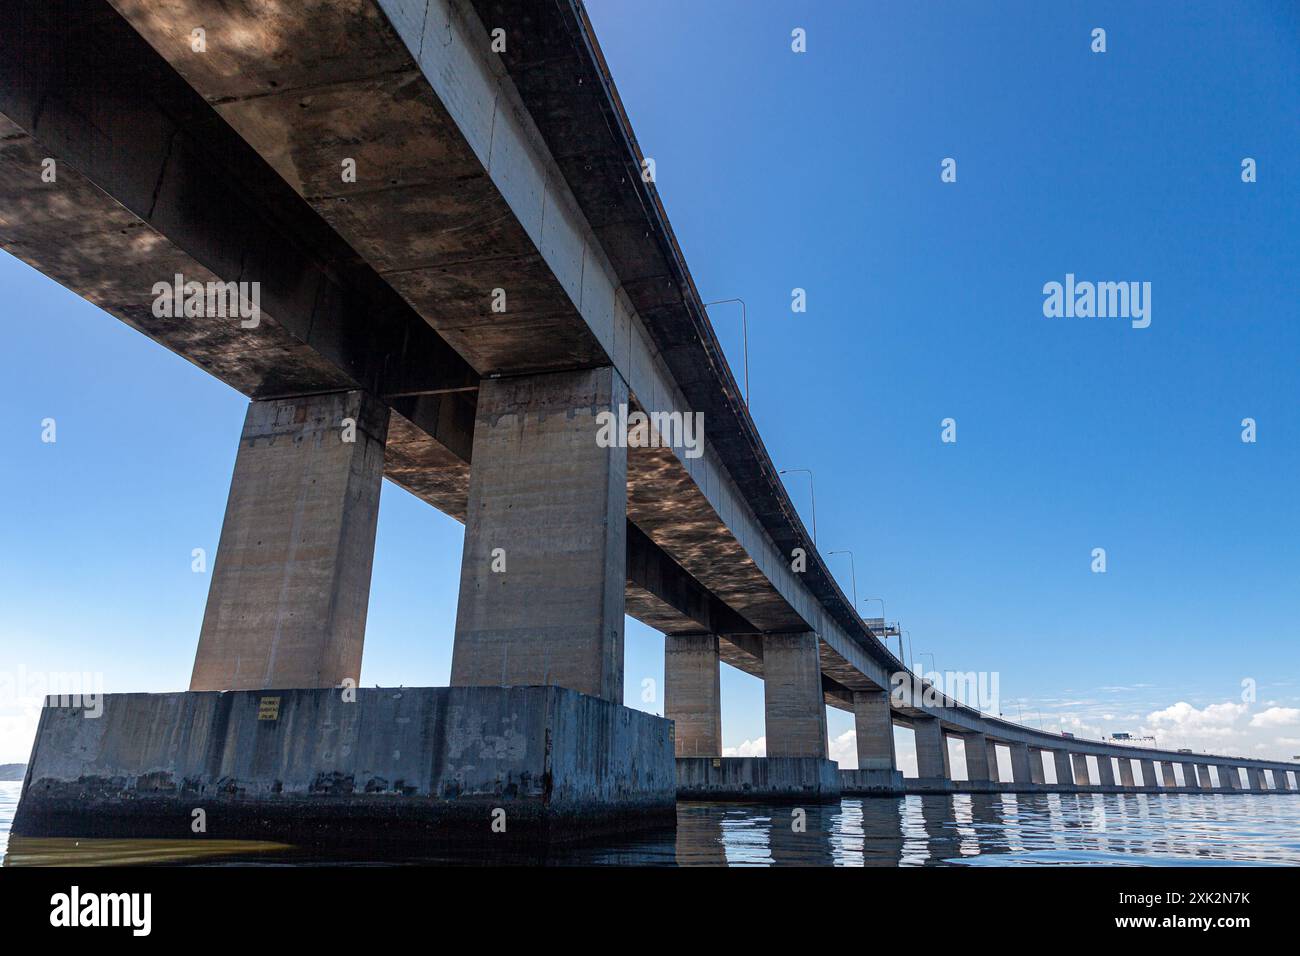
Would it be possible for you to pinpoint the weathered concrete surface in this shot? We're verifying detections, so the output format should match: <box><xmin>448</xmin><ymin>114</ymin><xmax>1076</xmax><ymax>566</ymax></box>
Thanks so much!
<box><xmin>1052</xmin><ymin>749</ymin><xmax>1073</xmax><ymax>785</ymax></box>
<box><xmin>676</xmin><ymin>757</ymin><xmax>840</xmax><ymax>802</ymax></box>
<box><xmin>1275</xmin><ymin>770</ymin><xmax>1292</xmax><ymax>790</ymax></box>
<box><xmin>762</xmin><ymin>633</ymin><xmax>828</xmax><ymax>758</ymax></box>
<box><xmin>1096</xmin><ymin>755</ymin><xmax>1117</xmax><ymax>787</ymax></box>
<box><xmin>1197</xmin><ymin>764</ymin><xmax>1214</xmax><ymax>789</ymax></box>
<box><xmin>1118</xmin><ymin>758</ymin><xmax>1136</xmax><ymax>787</ymax></box>
<box><xmin>664</xmin><ymin>634</ymin><xmax>721</xmax><ymax>757</ymax></box>
<box><xmin>1009</xmin><ymin>742</ymin><xmax>1033</xmax><ymax>784</ymax></box>
<box><xmin>1027</xmin><ymin>748</ymin><xmax>1046</xmax><ymax>784</ymax></box>
<box><xmin>1182</xmin><ymin>762</ymin><xmax>1202</xmax><ymax>789</ymax></box>
<box><xmin>1072</xmin><ymin>753</ymin><xmax>1091</xmax><ymax>786</ymax></box>
<box><xmin>1248</xmin><ymin>767</ymin><xmax>1267</xmax><ymax>791</ymax></box>
<box><xmin>964</xmin><ymin>732</ymin><xmax>991</xmax><ymax>781</ymax></box>
<box><xmin>191</xmin><ymin>391</ymin><xmax>387</xmax><ymax>691</ymax></box>
<box><xmin>1219</xmin><ymin>766</ymin><xmax>1238</xmax><ymax>790</ymax></box>
<box><xmin>913</xmin><ymin>718</ymin><xmax>950</xmax><ymax>780</ymax></box>
<box><xmin>1161</xmin><ymin>762</ymin><xmax>1179</xmax><ymax>787</ymax></box>
<box><xmin>839</xmin><ymin>769</ymin><xmax>904</xmax><ymax>794</ymax></box>
<box><xmin>451</xmin><ymin>368</ymin><xmax>627</xmax><ymax>703</ymax></box>
<box><xmin>852</xmin><ymin>690</ymin><xmax>895</xmax><ymax>771</ymax></box>
<box><xmin>14</xmin><ymin>687</ymin><xmax>675</xmax><ymax>844</ymax></box>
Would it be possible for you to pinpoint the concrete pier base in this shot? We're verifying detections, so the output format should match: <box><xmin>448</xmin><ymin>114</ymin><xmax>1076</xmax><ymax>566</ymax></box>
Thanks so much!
<box><xmin>14</xmin><ymin>686</ymin><xmax>675</xmax><ymax>845</ymax></box>
<box><xmin>664</xmin><ymin>634</ymin><xmax>722</xmax><ymax>757</ymax></box>
<box><xmin>839</xmin><ymin>769</ymin><xmax>905</xmax><ymax>794</ymax></box>
<box><xmin>676</xmin><ymin>757</ymin><xmax>841</xmax><ymax>802</ymax></box>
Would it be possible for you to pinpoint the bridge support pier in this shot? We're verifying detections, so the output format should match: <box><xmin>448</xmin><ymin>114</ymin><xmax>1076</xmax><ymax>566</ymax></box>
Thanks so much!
<box><xmin>763</xmin><ymin>632</ymin><xmax>829</xmax><ymax>758</ymax></box>
<box><xmin>1071</xmin><ymin>753</ymin><xmax>1092</xmax><ymax>786</ymax></box>
<box><xmin>913</xmin><ymin>717</ymin><xmax>950</xmax><ymax>781</ymax></box>
<box><xmin>1247</xmin><ymin>768</ymin><xmax>1267</xmax><ymax>792</ymax></box>
<box><xmin>1027</xmin><ymin>748</ymin><xmax>1046</xmax><ymax>784</ymax></box>
<box><xmin>1182</xmin><ymin>762</ymin><xmax>1201</xmax><ymax>789</ymax></box>
<box><xmin>1196</xmin><ymin>764</ymin><xmax>1214</xmax><ymax>789</ymax></box>
<box><xmin>664</xmin><ymin>634</ymin><xmax>722</xmax><ymax>757</ymax></box>
<box><xmin>451</xmin><ymin>367</ymin><xmax>628</xmax><ymax>701</ymax></box>
<box><xmin>1275</xmin><ymin>770</ymin><xmax>1292</xmax><ymax>791</ymax></box>
<box><xmin>1118</xmin><ymin>758</ymin><xmax>1136</xmax><ymax>788</ymax></box>
<box><xmin>1096</xmin><ymin>755</ymin><xmax>1117</xmax><ymax>787</ymax></box>
<box><xmin>191</xmin><ymin>390</ymin><xmax>388</xmax><ymax>692</ymax></box>
<box><xmin>1219</xmin><ymin>766</ymin><xmax>1238</xmax><ymax>790</ymax></box>
<box><xmin>985</xmin><ymin>740</ymin><xmax>1002</xmax><ymax>782</ymax></box>
<box><xmin>964</xmin><ymin>732</ymin><xmax>992</xmax><ymax>781</ymax></box>
<box><xmin>1161</xmin><ymin>762</ymin><xmax>1179</xmax><ymax>788</ymax></box>
<box><xmin>1140</xmin><ymin>758</ymin><xmax>1159</xmax><ymax>789</ymax></box>
<box><xmin>1052</xmin><ymin>750</ymin><xmax>1073</xmax><ymax>786</ymax></box>
<box><xmin>1009</xmin><ymin>742</ymin><xmax>1033</xmax><ymax>784</ymax></box>
<box><xmin>853</xmin><ymin>689</ymin><xmax>897</xmax><ymax>771</ymax></box>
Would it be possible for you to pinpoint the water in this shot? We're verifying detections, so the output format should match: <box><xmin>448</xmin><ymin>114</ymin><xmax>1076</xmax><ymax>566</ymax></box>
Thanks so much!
<box><xmin>4</xmin><ymin>781</ymin><xmax>1299</xmax><ymax>866</ymax></box>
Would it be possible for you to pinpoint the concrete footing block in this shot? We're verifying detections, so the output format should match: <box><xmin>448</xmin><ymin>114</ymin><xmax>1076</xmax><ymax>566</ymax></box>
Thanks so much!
<box><xmin>14</xmin><ymin>686</ymin><xmax>676</xmax><ymax>845</ymax></box>
<box><xmin>839</xmin><ymin>769</ymin><xmax>904</xmax><ymax>794</ymax></box>
<box><xmin>675</xmin><ymin>757</ymin><xmax>841</xmax><ymax>802</ymax></box>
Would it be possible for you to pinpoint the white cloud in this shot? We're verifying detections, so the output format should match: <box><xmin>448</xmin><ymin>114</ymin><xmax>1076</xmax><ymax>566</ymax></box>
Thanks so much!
<box><xmin>1249</xmin><ymin>707</ymin><xmax>1300</xmax><ymax>729</ymax></box>
<box><xmin>828</xmin><ymin>728</ymin><xmax>857</xmax><ymax>769</ymax></box>
<box><xmin>1146</xmin><ymin>700</ymin><xmax>1247</xmax><ymax>730</ymax></box>
<box><xmin>722</xmin><ymin>736</ymin><xmax>766</xmax><ymax>758</ymax></box>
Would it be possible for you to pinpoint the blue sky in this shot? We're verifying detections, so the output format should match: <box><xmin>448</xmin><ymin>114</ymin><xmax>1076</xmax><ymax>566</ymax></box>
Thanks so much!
<box><xmin>2</xmin><ymin>0</ymin><xmax>1299</xmax><ymax>767</ymax></box>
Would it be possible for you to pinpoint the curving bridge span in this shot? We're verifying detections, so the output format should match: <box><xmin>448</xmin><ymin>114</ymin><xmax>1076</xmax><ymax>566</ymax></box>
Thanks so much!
<box><xmin>6</xmin><ymin>0</ymin><xmax>1297</xmax><ymax>842</ymax></box>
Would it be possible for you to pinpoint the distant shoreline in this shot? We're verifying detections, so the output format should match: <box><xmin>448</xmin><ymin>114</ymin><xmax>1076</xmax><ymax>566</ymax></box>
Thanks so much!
<box><xmin>0</xmin><ymin>763</ymin><xmax>26</xmax><ymax>781</ymax></box>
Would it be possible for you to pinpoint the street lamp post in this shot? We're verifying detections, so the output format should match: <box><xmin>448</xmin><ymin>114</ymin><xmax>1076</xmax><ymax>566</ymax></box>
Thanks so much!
<box><xmin>703</xmin><ymin>298</ymin><xmax>749</xmax><ymax>407</ymax></box>
<box><xmin>778</xmin><ymin>468</ymin><xmax>816</xmax><ymax>545</ymax></box>
<box><xmin>827</xmin><ymin>549</ymin><xmax>857</xmax><ymax>607</ymax></box>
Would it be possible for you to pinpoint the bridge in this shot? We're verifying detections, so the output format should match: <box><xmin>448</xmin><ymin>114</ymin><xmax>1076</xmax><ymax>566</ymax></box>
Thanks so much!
<box><xmin>8</xmin><ymin>0</ymin><xmax>1298</xmax><ymax>843</ymax></box>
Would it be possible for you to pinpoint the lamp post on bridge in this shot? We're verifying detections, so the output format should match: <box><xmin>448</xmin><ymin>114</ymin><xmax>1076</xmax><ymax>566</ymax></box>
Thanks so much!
<box><xmin>703</xmin><ymin>298</ymin><xmax>749</xmax><ymax>407</ymax></box>
<box><xmin>827</xmin><ymin>549</ymin><xmax>857</xmax><ymax>607</ymax></box>
<box><xmin>863</xmin><ymin>596</ymin><xmax>897</xmax><ymax>658</ymax></box>
<box><xmin>778</xmin><ymin>468</ymin><xmax>816</xmax><ymax>546</ymax></box>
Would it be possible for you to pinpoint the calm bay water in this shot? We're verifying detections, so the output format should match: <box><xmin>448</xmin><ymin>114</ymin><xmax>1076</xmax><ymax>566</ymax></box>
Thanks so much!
<box><xmin>4</xmin><ymin>780</ymin><xmax>1299</xmax><ymax>866</ymax></box>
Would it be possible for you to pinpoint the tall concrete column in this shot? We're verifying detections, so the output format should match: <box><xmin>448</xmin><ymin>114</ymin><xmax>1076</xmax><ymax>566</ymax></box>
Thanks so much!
<box><xmin>664</xmin><ymin>634</ymin><xmax>722</xmax><ymax>757</ymax></box>
<box><xmin>964</xmin><ymin>732</ymin><xmax>991</xmax><ymax>781</ymax></box>
<box><xmin>191</xmin><ymin>390</ymin><xmax>388</xmax><ymax>692</ymax></box>
<box><xmin>1009</xmin><ymin>742</ymin><xmax>1033</xmax><ymax>784</ymax></box>
<box><xmin>1097</xmin><ymin>755</ymin><xmax>1117</xmax><ymax>786</ymax></box>
<box><xmin>1182</xmin><ymin>762</ymin><xmax>1201</xmax><ymax>789</ymax></box>
<box><xmin>451</xmin><ymin>367</ymin><xmax>627</xmax><ymax>702</ymax></box>
<box><xmin>1118</xmin><ymin>758</ymin><xmax>1136</xmax><ymax>787</ymax></box>
<box><xmin>853</xmin><ymin>689</ymin><xmax>896</xmax><ymax>770</ymax></box>
<box><xmin>986</xmin><ymin>739</ymin><xmax>1002</xmax><ymax>782</ymax></box>
<box><xmin>1196</xmin><ymin>765</ymin><xmax>1213</xmax><ymax>789</ymax></box>
<box><xmin>1028</xmin><ymin>748</ymin><xmax>1046</xmax><ymax>784</ymax></box>
<box><xmin>1053</xmin><ymin>750</ymin><xmax>1073</xmax><ymax>785</ymax></box>
<box><xmin>763</xmin><ymin>632</ymin><xmax>828</xmax><ymax>758</ymax></box>
<box><xmin>1247</xmin><ymin>768</ymin><xmax>1266</xmax><ymax>791</ymax></box>
<box><xmin>1219</xmin><ymin>766</ymin><xmax>1238</xmax><ymax>790</ymax></box>
<box><xmin>1140</xmin><ymin>758</ymin><xmax>1159</xmax><ymax>788</ymax></box>
<box><xmin>1071</xmin><ymin>753</ymin><xmax>1091</xmax><ymax>786</ymax></box>
<box><xmin>1274</xmin><ymin>770</ymin><xmax>1292</xmax><ymax>791</ymax></box>
<box><xmin>1161</xmin><ymin>762</ymin><xmax>1179</xmax><ymax>787</ymax></box>
<box><xmin>913</xmin><ymin>717</ymin><xmax>950</xmax><ymax>779</ymax></box>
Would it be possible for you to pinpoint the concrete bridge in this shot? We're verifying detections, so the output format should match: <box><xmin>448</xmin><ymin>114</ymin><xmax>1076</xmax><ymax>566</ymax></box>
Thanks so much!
<box><xmin>8</xmin><ymin>0</ymin><xmax>1298</xmax><ymax>843</ymax></box>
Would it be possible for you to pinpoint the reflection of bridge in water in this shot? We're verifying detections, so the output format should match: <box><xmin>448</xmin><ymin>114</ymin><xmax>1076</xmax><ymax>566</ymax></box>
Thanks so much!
<box><xmin>5</xmin><ymin>0</ymin><xmax>1298</xmax><ymax>846</ymax></box>
<box><xmin>8</xmin><ymin>794</ymin><xmax>1300</xmax><ymax>867</ymax></box>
